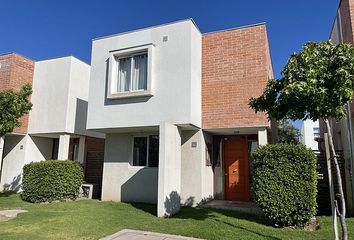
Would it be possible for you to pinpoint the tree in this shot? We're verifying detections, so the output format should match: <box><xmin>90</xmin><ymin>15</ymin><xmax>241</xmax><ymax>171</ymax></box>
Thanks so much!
<box><xmin>249</xmin><ymin>41</ymin><xmax>354</xmax><ymax>240</ymax></box>
<box><xmin>277</xmin><ymin>119</ymin><xmax>300</xmax><ymax>144</ymax></box>
<box><xmin>0</xmin><ymin>84</ymin><xmax>32</xmax><ymax>137</ymax></box>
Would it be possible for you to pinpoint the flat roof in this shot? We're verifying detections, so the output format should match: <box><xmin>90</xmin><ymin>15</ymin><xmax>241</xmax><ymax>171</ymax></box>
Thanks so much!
<box><xmin>93</xmin><ymin>18</ymin><xmax>267</xmax><ymax>41</ymax></box>
<box><xmin>36</xmin><ymin>55</ymin><xmax>90</xmax><ymax>66</ymax></box>
<box><xmin>0</xmin><ymin>51</ymin><xmax>34</xmax><ymax>62</ymax></box>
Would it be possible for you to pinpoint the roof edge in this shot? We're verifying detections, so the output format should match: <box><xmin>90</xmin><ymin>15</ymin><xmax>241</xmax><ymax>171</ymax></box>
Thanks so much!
<box><xmin>93</xmin><ymin>18</ymin><xmax>201</xmax><ymax>42</ymax></box>
<box><xmin>202</xmin><ymin>22</ymin><xmax>266</xmax><ymax>35</ymax></box>
<box><xmin>0</xmin><ymin>51</ymin><xmax>35</xmax><ymax>62</ymax></box>
<box><xmin>36</xmin><ymin>55</ymin><xmax>90</xmax><ymax>66</ymax></box>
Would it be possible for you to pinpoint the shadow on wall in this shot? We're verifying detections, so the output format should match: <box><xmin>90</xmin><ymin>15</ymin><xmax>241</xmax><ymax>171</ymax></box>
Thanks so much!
<box><xmin>164</xmin><ymin>191</ymin><xmax>181</xmax><ymax>217</ymax></box>
<box><xmin>74</xmin><ymin>98</ymin><xmax>88</xmax><ymax>134</ymax></box>
<box><xmin>31</xmin><ymin>136</ymin><xmax>53</xmax><ymax>159</ymax></box>
<box><xmin>103</xmin><ymin>58</ymin><xmax>152</xmax><ymax>106</ymax></box>
<box><xmin>182</xmin><ymin>195</ymin><xmax>214</xmax><ymax>207</ymax></box>
<box><xmin>121</xmin><ymin>168</ymin><xmax>158</xmax><ymax>204</ymax></box>
<box><xmin>2</xmin><ymin>174</ymin><xmax>21</xmax><ymax>192</ymax></box>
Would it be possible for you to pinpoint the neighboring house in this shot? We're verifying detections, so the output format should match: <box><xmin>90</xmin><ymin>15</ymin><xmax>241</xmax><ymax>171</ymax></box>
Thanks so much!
<box><xmin>319</xmin><ymin>0</ymin><xmax>354</xmax><ymax>215</ymax></box>
<box><xmin>87</xmin><ymin>19</ymin><xmax>273</xmax><ymax>217</ymax></box>
<box><xmin>0</xmin><ymin>53</ymin><xmax>105</xmax><ymax>197</ymax></box>
<box><xmin>300</xmin><ymin>120</ymin><xmax>319</xmax><ymax>150</ymax></box>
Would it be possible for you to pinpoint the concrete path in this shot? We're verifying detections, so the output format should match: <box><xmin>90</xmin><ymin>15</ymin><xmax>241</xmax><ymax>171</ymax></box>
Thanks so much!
<box><xmin>101</xmin><ymin>229</ymin><xmax>203</xmax><ymax>240</ymax></box>
<box><xmin>0</xmin><ymin>209</ymin><xmax>27</xmax><ymax>222</ymax></box>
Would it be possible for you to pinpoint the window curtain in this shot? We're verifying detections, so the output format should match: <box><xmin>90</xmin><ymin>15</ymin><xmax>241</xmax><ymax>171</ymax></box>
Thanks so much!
<box><xmin>117</xmin><ymin>57</ymin><xmax>131</xmax><ymax>92</ymax></box>
<box><xmin>132</xmin><ymin>54</ymin><xmax>148</xmax><ymax>91</ymax></box>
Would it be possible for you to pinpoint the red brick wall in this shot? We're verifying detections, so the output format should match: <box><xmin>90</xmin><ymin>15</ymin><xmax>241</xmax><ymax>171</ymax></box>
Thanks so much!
<box><xmin>202</xmin><ymin>24</ymin><xmax>272</xmax><ymax>129</ymax></box>
<box><xmin>339</xmin><ymin>0</ymin><xmax>354</xmax><ymax>44</ymax></box>
<box><xmin>0</xmin><ymin>53</ymin><xmax>34</xmax><ymax>134</ymax></box>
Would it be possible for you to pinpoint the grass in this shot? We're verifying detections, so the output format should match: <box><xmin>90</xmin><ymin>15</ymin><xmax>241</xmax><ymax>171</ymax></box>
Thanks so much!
<box><xmin>0</xmin><ymin>193</ymin><xmax>353</xmax><ymax>240</ymax></box>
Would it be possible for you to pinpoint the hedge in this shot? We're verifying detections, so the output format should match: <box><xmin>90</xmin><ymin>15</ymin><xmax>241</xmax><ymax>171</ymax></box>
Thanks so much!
<box><xmin>21</xmin><ymin>160</ymin><xmax>84</xmax><ymax>203</ymax></box>
<box><xmin>251</xmin><ymin>144</ymin><xmax>317</xmax><ymax>227</ymax></box>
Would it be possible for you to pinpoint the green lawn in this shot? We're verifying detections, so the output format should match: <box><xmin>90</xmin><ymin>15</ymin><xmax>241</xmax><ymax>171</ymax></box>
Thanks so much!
<box><xmin>0</xmin><ymin>193</ymin><xmax>352</xmax><ymax>240</ymax></box>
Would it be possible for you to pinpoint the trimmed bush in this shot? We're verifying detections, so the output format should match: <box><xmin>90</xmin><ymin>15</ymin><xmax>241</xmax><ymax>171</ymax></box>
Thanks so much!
<box><xmin>251</xmin><ymin>144</ymin><xmax>317</xmax><ymax>227</ymax></box>
<box><xmin>21</xmin><ymin>160</ymin><xmax>83</xmax><ymax>203</ymax></box>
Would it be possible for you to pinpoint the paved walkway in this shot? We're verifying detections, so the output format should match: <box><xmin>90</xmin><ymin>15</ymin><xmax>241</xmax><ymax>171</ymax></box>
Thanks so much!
<box><xmin>101</xmin><ymin>229</ymin><xmax>203</xmax><ymax>240</ymax></box>
<box><xmin>0</xmin><ymin>209</ymin><xmax>27</xmax><ymax>222</ymax></box>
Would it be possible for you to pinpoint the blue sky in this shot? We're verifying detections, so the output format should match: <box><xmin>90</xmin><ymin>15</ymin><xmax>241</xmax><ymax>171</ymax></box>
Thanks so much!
<box><xmin>0</xmin><ymin>0</ymin><xmax>339</xmax><ymax>127</ymax></box>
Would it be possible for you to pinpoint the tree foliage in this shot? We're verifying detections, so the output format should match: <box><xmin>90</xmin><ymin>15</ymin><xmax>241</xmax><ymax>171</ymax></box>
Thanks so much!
<box><xmin>0</xmin><ymin>84</ymin><xmax>32</xmax><ymax>136</ymax></box>
<box><xmin>249</xmin><ymin>40</ymin><xmax>354</xmax><ymax>238</ymax></box>
<box><xmin>250</xmin><ymin>41</ymin><xmax>354</xmax><ymax>121</ymax></box>
<box><xmin>277</xmin><ymin>120</ymin><xmax>300</xmax><ymax>144</ymax></box>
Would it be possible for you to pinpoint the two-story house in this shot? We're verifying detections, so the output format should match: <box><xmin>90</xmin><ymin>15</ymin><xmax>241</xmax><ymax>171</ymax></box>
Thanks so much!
<box><xmin>87</xmin><ymin>19</ymin><xmax>273</xmax><ymax>217</ymax></box>
<box><xmin>0</xmin><ymin>53</ymin><xmax>105</xmax><ymax>197</ymax></box>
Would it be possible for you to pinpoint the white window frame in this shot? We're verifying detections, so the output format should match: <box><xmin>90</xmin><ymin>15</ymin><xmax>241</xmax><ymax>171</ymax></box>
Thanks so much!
<box><xmin>107</xmin><ymin>44</ymin><xmax>153</xmax><ymax>99</ymax></box>
<box><xmin>130</xmin><ymin>134</ymin><xmax>158</xmax><ymax>168</ymax></box>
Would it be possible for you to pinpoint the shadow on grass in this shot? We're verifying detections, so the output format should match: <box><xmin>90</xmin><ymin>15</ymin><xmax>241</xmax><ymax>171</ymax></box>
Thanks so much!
<box><xmin>128</xmin><ymin>202</ymin><xmax>157</xmax><ymax>216</ymax></box>
<box><xmin>128</xmin><ymin>203</ymin><xmax>280</xmax><ymax>240</ymax></box>
<box><xmin>174</xmin><ymin>206</ymin><xmax>268</xmax><ymax>225</ymax></box>
<box><xmin>174</xmin><ymin>207</ymin><xmax>281</xmax><ymax>240</ymax></box>
<box><xmin>0</xmin><ymin>192</ymin><xmax>18</xmax><ymax>198</ymax></box>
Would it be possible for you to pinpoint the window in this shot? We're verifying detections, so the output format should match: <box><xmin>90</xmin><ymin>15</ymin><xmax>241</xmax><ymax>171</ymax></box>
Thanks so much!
<box><xmin>117</xmin><ymin>53</ymin><xmax>148</xmax><ymax>93</ymax></box>
<box><xmin>52</xmin><ymin>138</ymin><xmax>59</xmax><ymax>160</ymax></box>
<box><xmin>108</xmin><ymin>45</ymin><xmax>153</xmax><ymax>99</ymax></box>
<box><xmin>313</xmin><ymin>127</ymin><xmax>320</xmax><ymax>139</ymax></box>
<box><xmin>132</xmin><ymin>135</ymin><xmax>159</xmax><ymax>167</ymax></box>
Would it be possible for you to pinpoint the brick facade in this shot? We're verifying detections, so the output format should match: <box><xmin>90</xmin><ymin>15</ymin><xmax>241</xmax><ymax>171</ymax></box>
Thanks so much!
<box><xmin>0</xmin><ymin>53</ymin><xmax>35</xmax><ymax>134</ymax></box>
<box><xmin>339</xmin><ymin>0</ymin><xmax>354</xmax><ymax>44</ymax></box>
<box><xmin>202</xmin><ymin>24</ymin><xmax>272</xmax><ymax>129</ymax></box>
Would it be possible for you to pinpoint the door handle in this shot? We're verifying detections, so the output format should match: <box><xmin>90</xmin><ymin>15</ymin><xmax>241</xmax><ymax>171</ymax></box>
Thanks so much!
<box><xmin>233</xmin><ymin>169</ymin><xmax>238</xmax><ymax>173</ymax></box>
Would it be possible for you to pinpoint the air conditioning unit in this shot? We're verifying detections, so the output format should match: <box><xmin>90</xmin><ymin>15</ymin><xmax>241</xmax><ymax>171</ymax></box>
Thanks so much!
<box><xmin>80</xmin><ymin>184</ymin><xmax>94</xmax><ymax>199</ymax></box>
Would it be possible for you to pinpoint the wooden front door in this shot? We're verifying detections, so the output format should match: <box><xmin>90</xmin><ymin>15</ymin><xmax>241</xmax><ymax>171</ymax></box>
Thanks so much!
<box><xmin>224</xmin><ymin>138</ymin><xmax>250</xmax><ymax>201</ymax></box>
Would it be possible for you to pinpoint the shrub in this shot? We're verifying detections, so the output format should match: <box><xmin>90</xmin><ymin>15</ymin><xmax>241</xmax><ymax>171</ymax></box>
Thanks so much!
<box><xmin>251</xmin><ymin>144</ymin><xmax>317</xmax><ymax>227</ymax></box>
<box><xmin>21</xmin><ymin>160</ymin><xmax>83</xmax><ymax>203</ymax></box>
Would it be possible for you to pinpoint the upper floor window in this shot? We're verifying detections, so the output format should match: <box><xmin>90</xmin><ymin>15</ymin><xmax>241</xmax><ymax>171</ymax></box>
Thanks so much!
<box><xmin>107</xmin><ymin>44</ymin><xmax>153</xmax><ymax>99</ymax></box>
<box><xmin>117</xmin><ymin>53</ymin><xmax>148</xmax><ymax>93</ymax></box>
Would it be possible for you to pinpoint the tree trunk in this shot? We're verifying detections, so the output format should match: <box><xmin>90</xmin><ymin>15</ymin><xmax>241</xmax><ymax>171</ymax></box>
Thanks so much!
<box><xmin>324</xmin><ymin>133</ymin><xmax>339</xmax><ymax>240</ymax></box>
<box><xmin>325</xmin><ymin>119</ymin><xmax>348</xmax><ymax>240</ymax></box>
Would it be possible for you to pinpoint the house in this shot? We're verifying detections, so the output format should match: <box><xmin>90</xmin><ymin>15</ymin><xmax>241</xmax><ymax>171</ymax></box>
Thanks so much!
<box><xmin>87</xmin><ymin>19</ymin><xmax>273</xmax><ymax>217</ymax></box>
<box><xmin>319</xmin><ymin>0</ymin><xmax>354</xmax><ymax>215</ymax></box>
<box><xmin>0</xmin><ymin>53</ymin><xmax>105</xmax><ymax>197</ymax></box>
<box><xmin>300</xmin><ymin>120</ymin><xmax>320</xmax><ymax>150</ymax></box>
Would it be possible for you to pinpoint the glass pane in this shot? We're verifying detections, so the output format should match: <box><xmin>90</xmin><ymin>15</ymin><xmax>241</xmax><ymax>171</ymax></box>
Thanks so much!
<box><xmin>148</xmin><ymin>135</ymin><xmax>159</xmax><ymax>167</ymax></box>
<box><xmin>133</xmin><ymin>137</ymin><xmax>147</xmax><ymax>166</ymax></box>
<box><xmin>132</xmin><ymin>54</ymin><xmax>148</xmax><ymax>91</ymax></box>
<box><xmin>313</xmin><ymin>127</ymin><xmax>320</xmax><ymax>138</ymax></box>
<box><xmin>117</xmin><ymin>57</ymin><xmax>131</xmax><ymax>92</ymax></box>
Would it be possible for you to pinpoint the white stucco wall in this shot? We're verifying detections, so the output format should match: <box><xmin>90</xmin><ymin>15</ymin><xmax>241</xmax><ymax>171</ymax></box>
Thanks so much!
<box><xmin>29</xmin><ymin>57</ymin><xmax>71</xmax><ymax>134</ymax></box>
<box><xmin>28</xmin><ymin>56</ymin><xmax>103</xmax><ymax>138</ymax></box>
<box><xmin>180</xmin><ymin>130</ymin><xmax>213</xmax><ymax>206</ymax></box>
<box><xmin>0</xmin><ymin>135</ymin><xmax>26</xmax><ymax>191</ymax></box>
<box><xmin>87</xmin><ymin>20</ymin><xmax>202</xmax><ymax>132</ymax></box>
<box><xmin>101</xmin><ymin>132</ymin><xmax>158</xmax><ymax>203</ymax></box>
<box><xmin>157</xmin><ymin>122</ymin><xmax>181</xmax><ymax>217</ymax></box>
<box><xmin>0</xmin><ymin>135</ymin><xmax>54</xmax><ymax>191</ymax></box>
<box><xmin>300</xmin><ymin>119</ymin><xmax>319</xmax><ymax>150</ymax></box>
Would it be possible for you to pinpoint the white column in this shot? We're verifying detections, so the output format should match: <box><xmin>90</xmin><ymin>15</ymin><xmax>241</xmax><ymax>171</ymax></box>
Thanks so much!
<box><xmin>157</xmin><ymin>122</ymin><xmax>181</xmax><ymax>217</ymax></box>
<box><xmin>77</xmin><ymin>136</ymin><xmax>86</xmax><ymax>164</ymax></box>
<box><xmin>258</xmin><ymin>128</ymin><xmax>268</xmax><ymax>146</ymax></box>
<box><xmin>58</xmin><ymin>134</ymin><xmax>70</xmax><ymax>160</ymax></box>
